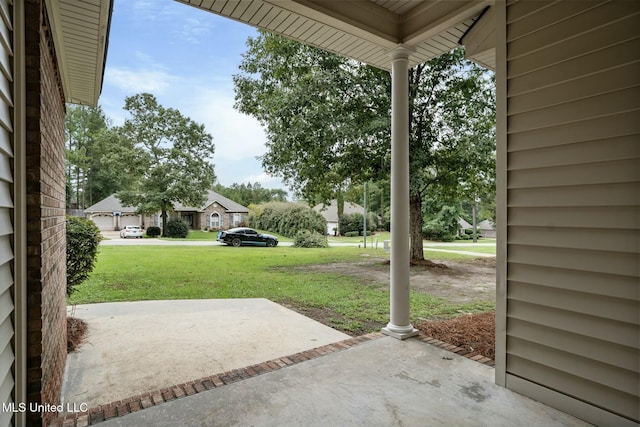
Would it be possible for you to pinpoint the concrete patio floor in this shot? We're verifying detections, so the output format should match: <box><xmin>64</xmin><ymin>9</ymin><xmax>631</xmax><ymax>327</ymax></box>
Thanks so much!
<box><xmin>92</xmin><ymin>337</ymin><xmax>590</xmax><ymax>427</ymax></box>
<box><xmin>62</xmin><ymin>299</ymin><xmax>350</xmax><ymax>410</ymax></box>
<box><xmin>56</xmin><ymin>298</ymin><xmax>593</xmax><ymax>427</ymax></box>
<box><xmin>55</xmin><ymin>306</ymin><xmax>590</xmax><ymax>427</ymax></box>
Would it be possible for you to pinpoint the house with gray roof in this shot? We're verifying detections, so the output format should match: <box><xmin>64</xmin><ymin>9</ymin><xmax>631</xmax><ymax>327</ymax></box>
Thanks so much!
<box><xmin>84</xmin><ymin>194</ymin><xmax>143</xmax><ymax>231</ymax></box>
<box><xmin>313</xmin><ymin>200</ymin><xmax>365</xmax><ymax>235</ymax></box>
<box><xmin>84</xmin><ymin>191</ymin><xmax>249</xmax><ymax>231</ymax></box>
<box><xmin>458</xmin><ymin>217</ymin><xmax>472</xmax><ymax>236</ymax></box>
<box><xmin>173</xmin><ymin>190</ymin><xmax>249</xmax><ymax>230</ymax></box>
<box><xmin>478</xmin><ymin>219</ymin><xmax>496</xmax><ymax>238</ymax></box>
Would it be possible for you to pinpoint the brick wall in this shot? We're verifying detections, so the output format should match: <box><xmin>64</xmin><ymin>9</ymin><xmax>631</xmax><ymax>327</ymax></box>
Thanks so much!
<box><xmin>203</xmin><ymin>205</ymin><xmax>247</xmax><ymax>230</ymax></box>
<box><xmin>25</xmin><ymin>1</ymin><xmax>68</xmax><ymax>425</ymax></box>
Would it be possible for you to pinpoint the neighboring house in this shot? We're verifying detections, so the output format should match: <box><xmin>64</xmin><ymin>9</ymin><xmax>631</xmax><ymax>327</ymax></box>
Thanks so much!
<box><xmin>85</xmin><ymin>191</ymin><xmax>249</xmax><ymax>231</ymax></box>
<box><xmin>458</xmin><ymin>218</ymin><xmax>495</xmax><ymax>237</ymax></box>
<box><xmin>477</xmin><ymin>219</ymin><xmax>496</xmax><ymax>238</ymax></box>
<box><xmin>173</xmin><ymin>190</ymin><xmax>249</xmax><ymax>230</ymax></box>
<box><xmin>84</xmin><ymin>195</ymin><xmax>147</xmax><ymax>231</ymax></box>
<box><xmin>313</xmin><ymin>200</ymin><xmax>365</xmax><ymax>235</ymax></box>
<box><xmin>1</xmin><ymin>1</ymin><xmax>637</xmax><ymax>426</ymax></box>
<box><xmin>458</xmin><ymin>217</ymin><xmax>472</xmax><ymax>236</ymax></box>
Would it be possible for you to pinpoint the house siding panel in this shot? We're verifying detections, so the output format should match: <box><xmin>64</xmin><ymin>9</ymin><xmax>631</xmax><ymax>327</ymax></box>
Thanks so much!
<box><xmin>0</xmin><ymin>0</ymin><xmax>13</xmax><ymax>424</ymax></box>
<box><xmin>503</xmin><ymin>1</ymin><xmax>640</xmax><ymax>424</ymax></box>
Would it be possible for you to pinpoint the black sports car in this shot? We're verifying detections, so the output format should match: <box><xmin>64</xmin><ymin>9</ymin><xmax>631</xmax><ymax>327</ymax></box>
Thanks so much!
<box><xmin>217</xmin><ymin>227</ymin><xmax>278</xmax><ymax>247</ymax></box>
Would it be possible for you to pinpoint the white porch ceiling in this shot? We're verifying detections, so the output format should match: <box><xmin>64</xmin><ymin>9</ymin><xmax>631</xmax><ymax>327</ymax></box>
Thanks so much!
<box><xmin>177</xmin><ymin>0</ymin><xmax>495</xmax><ymax>71</ymax></box>
<box><xmin>46</xmin><ymin>0</ymin><xmax>113</xmax><ymax>106</ymax></box>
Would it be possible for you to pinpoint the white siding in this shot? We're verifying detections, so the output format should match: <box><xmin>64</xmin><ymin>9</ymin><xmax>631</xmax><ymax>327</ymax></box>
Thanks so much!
<box><xmin>503</xmin><ymin>1</ymin><xmax>640</xmax><ymax>424</ymax></box>
<box><xmin>0</xmin><ymin>0</ymin><xmax>12</xmax><ymax>425</ymax></box>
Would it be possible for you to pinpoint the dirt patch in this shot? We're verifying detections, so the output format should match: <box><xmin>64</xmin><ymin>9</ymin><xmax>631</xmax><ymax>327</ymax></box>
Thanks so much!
<box><xmin>288</xmin><ymin>256</ymin><xmax>496</xmax><ymax>360</ymax></box>
<box><xmin>279</xmin><ymin>299</ymin><xmax>386</xmax><ymax>337</ymax></box>
<box><xmin>295</xmin><ymin>256</ymin><xmax>495</xmax><ymax>305</ymax></box>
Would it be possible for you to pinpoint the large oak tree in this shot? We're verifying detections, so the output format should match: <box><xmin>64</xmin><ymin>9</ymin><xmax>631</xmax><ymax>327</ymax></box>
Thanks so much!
<box><xmin>234</xmin><ymin>32</ymin><xmax>495</xmax><ymax>260</ymax></box>
<box><xmin>116</xmin><ymin>93</ymin><xmax>216</xmax><ymax>236</ymax></box>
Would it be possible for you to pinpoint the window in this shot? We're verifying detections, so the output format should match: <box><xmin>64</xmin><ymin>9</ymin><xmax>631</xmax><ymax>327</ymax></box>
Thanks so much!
<box><xmin>211</xmin><ymin>213</ymin><xmax>220</xmax><ymax>229</ymax></box>
<box><xmin>232</xmin><ymin>213</ymin><xmax>241</xmax><ymax>226</ymax></box>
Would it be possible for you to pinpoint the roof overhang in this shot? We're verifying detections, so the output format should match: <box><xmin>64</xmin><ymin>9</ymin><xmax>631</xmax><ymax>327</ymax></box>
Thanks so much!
<box><xmin>45</xmin><ymin>0</ymin><xmax>113</xmax><ymax>106</ymax></box>
<box><xmin>176</xmin><ymin>0</ymin><xmax>495</xmax><ymax>71</ymax></box>
<box><xmin>460</xmin><ymin>5</ymin><xmax>495</xmax><ymax>69</ymax></box>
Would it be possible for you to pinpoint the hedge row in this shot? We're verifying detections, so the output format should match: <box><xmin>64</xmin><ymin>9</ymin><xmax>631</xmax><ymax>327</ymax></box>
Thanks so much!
<box><xmin>251</xmin><ymin>202</ymin><xmax>326</xmax><ymax>238</ymax></box>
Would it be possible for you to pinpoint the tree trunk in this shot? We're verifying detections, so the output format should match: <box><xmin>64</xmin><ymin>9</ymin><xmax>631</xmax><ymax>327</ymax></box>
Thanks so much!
<box><xmin>161</xmin><ymin>206</ymin><xmax>168</xmax><ymax>237</ymax></box>
<box><xmin>472</xmin><ymin>200</ymin><xmax>478</xmax><ymax>243</ymax></box>
<box><xmin>75</xmin><ymin>166</ymin><xmax>80</xmax><ymax>209</ymax></box>
<box><xmin>409</xmin><ymin>192</ymin><xmax>424</xmax><ymax>261</ymax></box>
<box><xmin>336</xmin><ymin>190</ymin><xmax>344</xmax><ymax>235</ymax></box>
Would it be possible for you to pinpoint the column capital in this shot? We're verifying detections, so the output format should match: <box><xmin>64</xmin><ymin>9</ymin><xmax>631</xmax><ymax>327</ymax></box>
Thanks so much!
<box><xmin>389</xmin><ymin>44</ymin><xmax>414</xmax><ymax>61</ymax></box>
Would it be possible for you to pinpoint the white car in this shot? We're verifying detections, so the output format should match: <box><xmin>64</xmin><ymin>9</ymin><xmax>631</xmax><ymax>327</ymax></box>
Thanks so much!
<box><xmin>120</xmin><ymin>225</ymin><xmax>143</xmax><ymax>239</ymax></box>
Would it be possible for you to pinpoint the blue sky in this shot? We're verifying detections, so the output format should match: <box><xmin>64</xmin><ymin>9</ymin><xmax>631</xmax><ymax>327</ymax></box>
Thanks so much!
<box><xmin>100</xmin><ymin>0</ymin><xmax>286</xmax><ymax>191</ymax></box>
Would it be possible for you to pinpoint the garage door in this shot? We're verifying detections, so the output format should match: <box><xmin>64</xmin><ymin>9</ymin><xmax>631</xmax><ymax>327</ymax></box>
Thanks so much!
<box><xmin>120</xmin><ymin>214</ymin><xmax>140</xmax><ymax>228</ymax></box>
<box><xmin>91</xmin><ymin>214</ymin><xmax>113</xmax><ymax>231</ymax></box>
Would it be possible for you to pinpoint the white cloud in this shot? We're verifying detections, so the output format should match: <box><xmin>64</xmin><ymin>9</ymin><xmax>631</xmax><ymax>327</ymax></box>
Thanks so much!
<box><xmin>104</xmin><ymin>67</ymin><xmax>177</xmax><ymax>94</ymax></box>
<box><xmin>184</xmin><ymin>89</ymin><xmax>268</xmax><ymax>162</ymax></box>
<box><xmin>241</xmin><ymin>172</ymin><xmax>282</xmax><ymax>187</ymax></box>
<box><xmin>126</xmin><ymin>0</ymin><xmax>215</xmax><ymax>45</ymax></box>
<box><xmin>174</xmin><ymin>17</ymin><xmax>214</xmax><ymax>44</ymax></box>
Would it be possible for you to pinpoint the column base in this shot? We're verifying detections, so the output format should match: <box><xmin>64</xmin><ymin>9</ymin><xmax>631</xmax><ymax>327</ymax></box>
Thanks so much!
<box><xmin>381</xmin><ymin>324</ymin><xmax>419</xmax><ymax>340</ymax></box>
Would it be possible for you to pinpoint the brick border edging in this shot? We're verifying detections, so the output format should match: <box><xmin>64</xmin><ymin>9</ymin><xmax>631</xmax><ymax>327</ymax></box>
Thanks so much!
<box><xmin>414</xmin><ymin>333</ymin><xmax>495</xmax><ymax>367</ymax></box>
<box><xmin>48</xmin><ymin>331</ymin><xmax>494</xmax><ymax>426</ymax></box>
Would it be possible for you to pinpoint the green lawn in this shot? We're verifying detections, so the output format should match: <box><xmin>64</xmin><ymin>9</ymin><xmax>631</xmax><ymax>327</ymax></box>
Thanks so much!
<box><xmin>70</xmin><ymin>246</ymin><xmax>494</xmax><ymax>335</ymax></box>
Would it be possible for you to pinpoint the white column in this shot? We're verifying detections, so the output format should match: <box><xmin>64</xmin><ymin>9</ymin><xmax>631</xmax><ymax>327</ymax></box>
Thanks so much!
<box><xmin>382</xmin><ymin>45</ymin><xmax>418</xmax><ymax>340</ymax></box>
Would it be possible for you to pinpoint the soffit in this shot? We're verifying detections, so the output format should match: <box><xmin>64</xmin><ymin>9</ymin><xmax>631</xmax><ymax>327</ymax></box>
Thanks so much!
<box><xmin>45</xmin><ymin>0</ymin><xmax>113</xmax><ymax>106</ymax></box>
<box><xmin>177</xmin><ymin>0</ymin><xmax>493</xmax><ymax>71</ymax></box>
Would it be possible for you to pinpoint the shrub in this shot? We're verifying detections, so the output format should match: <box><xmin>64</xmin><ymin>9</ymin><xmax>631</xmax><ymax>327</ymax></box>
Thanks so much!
<box><xmin>165</xmin><ymin>218</ymin><xmax>189</xmax><ymax>238</ymax></box>
<box><xmin>293</xmin><ymin>230</ymin><xmax>328</xmax><ymax>248</ymax></box>
<box><xmin>339</xmin><ymin>212</ymin><xmax>378</xmax><ymax>235</ymax></box>
<box><xmin>146</xmin><ymin>226</ymin><xmax>161</xmax><ymax>238</ymax></box>
<box><xmin>343</xmin><ymin>231</ymin><xmax>359</xmax><ymax>237</ymax></box>
<box><xmin>252</xmin><ymin>202</ymin><xmax>325</xmax><ymax>238</ymax></box>
<box><xmin>455</xmin><ymin>234</ymin><xmax>471</xmax><ymax>240</ymax></box>
<box><xmin>422</xmin><ymin>205</ymin><xmax>461</xmax><ymax>241</ymax></box>
<box><xmin>422</xmin><ymin>220</ymin><xmax>445</xmax><ymax>241</ymax></box>
<box><xmin>66</xmin><ymin>216</ymin><xmax>101</xmax><ymax>296</ymax></box>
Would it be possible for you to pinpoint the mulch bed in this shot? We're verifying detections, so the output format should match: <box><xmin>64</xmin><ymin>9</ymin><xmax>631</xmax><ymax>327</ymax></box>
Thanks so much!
<box><xmin>416</xmin><ymin>311</ymin><xmax>495</xmax><ymax>360</ymax></box>
<box><xmin>67</xmin><ymin>317</ymin><xmax>88</xmax><ymax>353</ymax></box>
